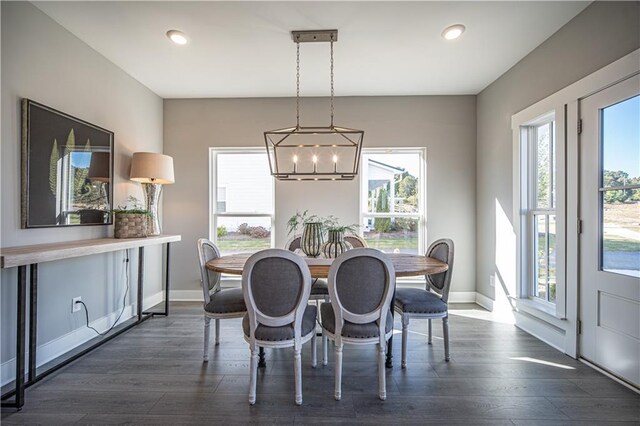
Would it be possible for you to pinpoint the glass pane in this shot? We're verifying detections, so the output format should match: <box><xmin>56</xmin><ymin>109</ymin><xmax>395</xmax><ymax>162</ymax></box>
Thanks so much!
<box><xmin>216</xmin><ymin>216</ymin><xmax>271</xmax><ymax>255</ymax></box>
<box><xmin>602</xmin><ymin>95</ymin><xmax>640</xmax><ymax>189</ymax></box>
<box><xmin>216</xmin><ymin>153</ymin><xmax>273</xmax><ymax>213</ymax></box>
<box><xmin>365</xmin><ymin>153</ymin><xmax>420</xmax><ymax>214</ymax></box>
<box><xmin>536</xmin><ymin>123</ymin><xmax>552</xmax><ymax>209</ymax></box>
<box><xmin>362</xmin><ymin>216</ymin><xmax>419</xmax><ymax>254</ymax></box>
<box><xmin>602</xmin><ymin>189</ymin><xmax>640</xmax><ymax>278</ymax></box>
<box><xmin>534</xmin><ymin>214</ymin><xmax>556</xmax><ymax>302</ymax></box>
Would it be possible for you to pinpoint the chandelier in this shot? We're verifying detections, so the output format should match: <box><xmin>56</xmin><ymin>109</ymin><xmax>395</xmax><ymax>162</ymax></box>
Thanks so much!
<box><xmin>264</xmin><ymin>30</ymin><xmax>364</xmax><ymax>181</ymax></box>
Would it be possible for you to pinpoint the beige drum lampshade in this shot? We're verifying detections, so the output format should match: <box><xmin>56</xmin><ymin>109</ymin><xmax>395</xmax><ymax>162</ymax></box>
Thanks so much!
<box><xmin>130</xmin><ymin>152</ymin><xmax>175</xmax><ymax>184</ymax></box>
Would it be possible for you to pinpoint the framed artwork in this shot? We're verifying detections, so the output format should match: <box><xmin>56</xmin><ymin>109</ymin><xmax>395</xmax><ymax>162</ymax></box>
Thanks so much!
<box><xmin>21</xmin><ymin>99</ymin><xmax>114</xmax><ymax>228</ymax></box>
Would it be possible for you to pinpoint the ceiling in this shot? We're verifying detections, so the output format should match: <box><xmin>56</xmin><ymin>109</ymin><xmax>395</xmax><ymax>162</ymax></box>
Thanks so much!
<box><xmin>34</xmin><ymin>1</ymin><xmax>590</xmax><ymax>99</ymax></box>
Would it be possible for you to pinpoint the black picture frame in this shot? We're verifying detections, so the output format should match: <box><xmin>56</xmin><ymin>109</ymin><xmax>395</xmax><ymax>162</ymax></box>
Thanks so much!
<box><xmin>21</xmin><ymin>99</ymin><xmax>114</xmax><ymax>228</ymax></box>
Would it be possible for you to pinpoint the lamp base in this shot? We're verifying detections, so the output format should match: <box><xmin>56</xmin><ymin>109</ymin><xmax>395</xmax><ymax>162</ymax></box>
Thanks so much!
<box><xmin>141</xmin><ymin>183</ymin><xmax>163</xmax><ymax>236</ymax></box>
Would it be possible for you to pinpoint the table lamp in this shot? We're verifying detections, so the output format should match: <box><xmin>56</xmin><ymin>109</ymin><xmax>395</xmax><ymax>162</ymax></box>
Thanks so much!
<box><xmin>130</xmin><ymin>152</ymin><xmax>175</xmax><ymax>236</ymax></box>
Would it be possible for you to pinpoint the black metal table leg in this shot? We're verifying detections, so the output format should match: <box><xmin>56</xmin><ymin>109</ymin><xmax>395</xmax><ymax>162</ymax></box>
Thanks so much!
<box><xmin>164</xmin><ymin>243</ymin><xmax>171</xmax><ymax>315</ymax></box>
<box><xmin>258</xmin><ymin>347</ymin><xmax>266</xmax><ymax>368</ymax></box>
<box><xmin>137</xmin><ymin>247</ymin><xmax>144</xmax><ymax>320</ymax></box>
<box><xmin>28</xmin><ymin>264</ymin><xmax>38</xmax><ymax>383</ymax></box>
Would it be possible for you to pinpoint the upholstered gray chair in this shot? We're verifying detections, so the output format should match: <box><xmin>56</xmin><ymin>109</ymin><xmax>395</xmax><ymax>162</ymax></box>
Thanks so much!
<box><xmin>286</xmin><ymin>235</ymin><xmax>329</xmax><ymax>303</ymax></box>
<box><xmin>197</xmin><ymin>239</ymin><xmax>247</xmax><ymax>362</ymax></box>
<box><xmin>394</xmin><ymin>238</ymin><xmax>455</xmax><ymax>366</ymax></box>
<box><xmin>344</xmin><ymin>234</ymin><xmax>367</xmax><ymax>248</ymax></box>
<box><xmin>242</xmin><ymin>249</ymin><xmax>317</xmax><ymax>406</ymax></box>
<box><xmin>320</xmin><ymin>249</ymin><xmax>395</xmax><ymax>401</ymax></box>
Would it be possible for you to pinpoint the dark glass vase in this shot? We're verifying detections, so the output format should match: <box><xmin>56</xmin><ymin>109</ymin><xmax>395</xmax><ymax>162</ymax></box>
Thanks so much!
<box><xmin>301</xmin><ymin>222</ymin><xmax>324</xmax><ymax>257</ymax></box>
<box><xmin>321</xmin><ymin>230</ymin><xmax>353</xmax><ymax>259</ymax></box>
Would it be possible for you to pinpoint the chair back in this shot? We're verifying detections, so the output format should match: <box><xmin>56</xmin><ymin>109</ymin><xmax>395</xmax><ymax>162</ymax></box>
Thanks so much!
<box><xmin>242</xmin><ymin>249</ymin><xmax>312</xmax><ymax>340</ymax></box>
<box><xmin>425</xmin><ymin>238</ymin><xmax>455</xmax><ymax>303</ymax></box>
<box><xmin>197</xmin><ymin>238</ymin><xmax>222</xmax><ymax>304</ymax></box>
<box><xmin>344</xmin><ymin>234</ymin><xmax>367</xmax><ymax>248</ymax></box>
<box><xmin>327</xmin><ymin>249</ymin><xmax>395</xmax><ymax>342</ymax></box>
<box><xmin>285</xmin><ymin>235</ymin><xmax>302</xmax><ymax>252</ymax></box>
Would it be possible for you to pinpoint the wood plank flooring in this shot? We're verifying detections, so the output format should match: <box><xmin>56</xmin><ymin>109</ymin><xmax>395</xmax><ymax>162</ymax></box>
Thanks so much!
<box><xmin>2</xmin><ymin>302</ymin><xmax>638</xmax><ymax>425</ymax></box>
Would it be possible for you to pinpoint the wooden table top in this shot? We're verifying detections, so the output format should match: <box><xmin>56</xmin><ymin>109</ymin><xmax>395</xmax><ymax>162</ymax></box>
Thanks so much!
<box><xmin>206</xmin><ymin>252</ymin><xmax>448</xmax><ymax>278</ymax></box>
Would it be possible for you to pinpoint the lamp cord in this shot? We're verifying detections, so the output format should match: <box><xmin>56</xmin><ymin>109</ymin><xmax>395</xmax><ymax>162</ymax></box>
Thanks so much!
<box><xmin>77</xmin><ymin>252</ymin><xmax>130</xmax><ymax>336</ymax></box>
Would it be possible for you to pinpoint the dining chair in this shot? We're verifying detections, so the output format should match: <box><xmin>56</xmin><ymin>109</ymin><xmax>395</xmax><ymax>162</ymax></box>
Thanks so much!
<box><xmin>321</xmin><ymin>249</ymin><xmax>395</xmax><ymax>401</ymax></box>
<box><xmin>286</xmin><ymin>235</ymin><xmax>329</xmax><ymax>304</ymax></box>
<box><xmin>242</xmin><ymin>249</ymin><xmax>317</xmax><ymax>405</ymax></box>
<box><xmin>197</xmin><ymin>239</ymin><xmax>247</xmax><ymax>362</ymax></box>
<box><xmin>394</xmin><ymin>238</ymin><xmax>455</xmax><ymax>366</ymax></box>
<box><xmin>344</xmin><ymin>234</ymin><xmax>367</xmax><ymax>248</ymax></box>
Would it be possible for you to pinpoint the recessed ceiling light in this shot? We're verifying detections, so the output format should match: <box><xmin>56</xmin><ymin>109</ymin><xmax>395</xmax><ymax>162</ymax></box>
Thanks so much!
<box><xmin>166</xmin><ymin>30</ymin><xmax>188</xmax><ymax>45</ymax></box>
<box><xmin>442</xmin><ymin>24</ymin><xmax>465</xmax><ymax>41</ymax></box>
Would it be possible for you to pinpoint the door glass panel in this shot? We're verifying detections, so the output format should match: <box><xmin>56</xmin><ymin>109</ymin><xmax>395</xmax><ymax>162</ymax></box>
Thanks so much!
<box><xmin>601</xmin><ymin>95</ymin><xmax>640</xmax><ymax>188</ymax></box>
<box><xmin>602</xmin><ymin>189</ymin><xmax>640</xmax><ymax>277</ymax></box>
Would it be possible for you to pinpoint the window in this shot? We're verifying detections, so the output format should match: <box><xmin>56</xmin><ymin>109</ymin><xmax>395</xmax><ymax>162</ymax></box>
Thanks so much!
<box><xmin>360</xmin><ymin>149</ymin><xmax>426</xmax><ymax>255</ymax></box>
<box><xmin>210</xmin><ymin>149</ymin><xmax>274</xmax><ymax>255</ymax></box>
<box><xmin>522</xmin><ymin>115</ymin><xmax>556</xmax><ymax>303</ymax></box>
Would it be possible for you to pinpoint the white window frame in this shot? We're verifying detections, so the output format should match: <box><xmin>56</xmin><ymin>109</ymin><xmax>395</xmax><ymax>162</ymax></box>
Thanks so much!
<box><xmin>208</xmin><ymin>148</ymin><xmax>275</xmax><ymax>250</ymax></box>
<box><xmin>359</xmin><ymin>148</ymin><xmax>427</xmax><ymax>257</ymax></box>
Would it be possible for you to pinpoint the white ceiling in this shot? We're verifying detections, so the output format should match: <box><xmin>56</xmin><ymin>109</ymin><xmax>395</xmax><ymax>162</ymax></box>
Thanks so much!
<box><xmin>34</xmin><ymin>1</ymin><xmax>589</xmax><ymax>98</ymax></box>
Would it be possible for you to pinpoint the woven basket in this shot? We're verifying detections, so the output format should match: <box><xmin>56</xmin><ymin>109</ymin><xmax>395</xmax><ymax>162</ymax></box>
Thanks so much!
<box><xmin>114</xmin><ymin>213</ymin><xmax>148</xmax><ymax>238</ymax></box>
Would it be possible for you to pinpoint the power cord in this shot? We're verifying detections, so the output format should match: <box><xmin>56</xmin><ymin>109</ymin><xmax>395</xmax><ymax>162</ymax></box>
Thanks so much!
<box><xmin>76</xmin><ymin>252</ymin><xmax>130</xmax><ymax>336</ymax></box>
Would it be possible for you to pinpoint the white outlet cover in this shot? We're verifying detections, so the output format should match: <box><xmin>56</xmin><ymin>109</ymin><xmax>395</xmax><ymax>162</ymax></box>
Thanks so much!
<box><xmin>72</xmin><ymin>297</ymin><xmax>82</xmax><ymax>313</ymax></box>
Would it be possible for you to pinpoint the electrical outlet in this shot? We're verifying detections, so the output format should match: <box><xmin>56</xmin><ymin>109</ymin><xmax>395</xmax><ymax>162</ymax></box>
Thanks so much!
<box><xmin>72</xmin><ymin>297</ymin><xmax>82</xmax><ymax>313</ymax></box>
<box><xmin>489</xmin><ymin>275</ymin><xmax>496</xmax><ymax>288</ymax></box>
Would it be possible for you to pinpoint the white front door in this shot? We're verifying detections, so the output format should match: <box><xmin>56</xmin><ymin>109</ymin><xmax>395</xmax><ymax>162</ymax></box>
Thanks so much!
<box><xmin>579</xmin><ymin>74</ymin><xmax>640</xmax><ymax>387</ymax></box>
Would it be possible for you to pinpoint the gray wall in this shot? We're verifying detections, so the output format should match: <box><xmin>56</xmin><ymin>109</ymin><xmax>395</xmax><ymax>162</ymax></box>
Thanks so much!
<box><xmin>1</xmin><ymin>2</ymin><xmax>164</xmax><ymax>374</ymax></box>
<box><xmin>164</xmin><ymin>96</ymin><xmax>476</xmax><ymax>295</ymax></box>
<box><xmin>476</xmin><ymin>1</ymin><xmax>640</xmax><ymax>301</ymax></box>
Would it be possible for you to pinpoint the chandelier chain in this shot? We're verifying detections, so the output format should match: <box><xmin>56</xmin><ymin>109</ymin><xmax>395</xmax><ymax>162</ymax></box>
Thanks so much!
<box><xmin>330</xmin><ymin>36</ymin><xmax>334</xmax><ymax>128</ymax></box>
<box><xmin>296</xmin><ymin>38</ymin><xmax>300</xmax><ymax>129</ymax></box>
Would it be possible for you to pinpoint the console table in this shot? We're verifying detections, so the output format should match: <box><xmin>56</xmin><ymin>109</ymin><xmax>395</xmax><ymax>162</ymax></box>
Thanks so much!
<box><xmin>0</xmin><ymin>234</ymin><xmax>181</xmax><ymax>410</ymax></box>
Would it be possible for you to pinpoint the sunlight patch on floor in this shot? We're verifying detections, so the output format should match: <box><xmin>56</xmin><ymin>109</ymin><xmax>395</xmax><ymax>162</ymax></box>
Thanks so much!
<box><xmin>509</xmin><ymin>356</ymin><xmax>576</xmax><ymax>370</ymax></box>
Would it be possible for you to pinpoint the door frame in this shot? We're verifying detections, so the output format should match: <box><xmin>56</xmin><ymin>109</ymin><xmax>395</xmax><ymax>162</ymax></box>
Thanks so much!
<box><xmin>511</xmin><ymin>49</ymin><xmax>639</xmax><ymax>358</ymax></box>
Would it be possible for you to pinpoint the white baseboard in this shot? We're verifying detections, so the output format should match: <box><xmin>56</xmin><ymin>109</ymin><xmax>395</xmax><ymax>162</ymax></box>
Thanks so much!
<box><xmin>448</xmin><ymin>292</ymin><xmax>477</xmax><ymax>303</ymax></box>
<box><xmin>514</xmin><ymin>310</ymin><xmax>565</xmax><ymax>352</ymax></box>
<box><xmin>1</xmin><ymin>292</ymin><xmax>163</xmax><ymax>386</ymax></box>
<box><xmin>475</xmin><ymin>292</ymin><xmax>495</xmax><ymax>311</ymax></box>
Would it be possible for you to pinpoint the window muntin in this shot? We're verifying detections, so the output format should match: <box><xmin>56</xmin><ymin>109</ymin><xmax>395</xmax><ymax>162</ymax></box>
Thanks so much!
<box><xmin>600</xmin><ymin>95</ymin><xmax>640</xmax><ymax>277</ymax></box>
<box><xmin>360</xmin><ymin>150</ymin><xmax>425</xmax><ymax>255</ymax></box>
<box><xmin>211</xmin><ymin>150</ymin><xmax>274</xmax><ymax>255</ymax></box>
<box><xmin>523</xmin><ymin>117</ymin><xmax>557</xmax><ymax>303</ymax></box>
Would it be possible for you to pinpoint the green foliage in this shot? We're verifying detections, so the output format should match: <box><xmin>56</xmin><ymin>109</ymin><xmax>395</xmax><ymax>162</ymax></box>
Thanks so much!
<box><xmin>217</xmin><ymin>225</ymin><xmax>228</xmax><ymax>238</ymax></box>
<box><xmin>49</xmin><ymin>139</ymin><xmax>59</xmax><ymax>195</ymax></box>
<box><xmin>114</xmin><ymin>196</ymin><xmax>149</xmax><ymax>215</ymax></box>
<box><xmin>603</xmin><ymin>170</ymin><xmax>638</xmax><ymax>203</ymax></box>
<box><xmin>374</xmin><ymin>185</ymin><xmax>391</xmax><ymax>233</ymax></box>
<box><xmin>286</xmin><ymin>211</ymin><xmax>358</xmax><ymax>235</ymax></box>
<box><xmin>396</xmin><ymin>174</ymin><xmax>417</xmax><ymax>202</ymax></box>
<box><xmin>64</xmin><ymin>128</ymin><xmax>75</xmax><ymax>158</ymax></box>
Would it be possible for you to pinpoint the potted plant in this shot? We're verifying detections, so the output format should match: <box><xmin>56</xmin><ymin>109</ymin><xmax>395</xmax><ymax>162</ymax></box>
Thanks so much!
<box><xmin>287</xmin><ymin>211</ymin><xmax>359</xmax><ymax>258</ymax></box>
<box><xmin>321</xmin><ymin>223</ymin><xmax>359</xmax><ymax>259</ymax></box>
<box><xmin>113</xmin><ymin>196</ymin><xmax>150</xmax><ymax>238</ymax></box>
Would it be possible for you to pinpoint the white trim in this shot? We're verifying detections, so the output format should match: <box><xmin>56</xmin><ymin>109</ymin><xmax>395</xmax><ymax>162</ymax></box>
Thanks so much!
<box><xmin>514</xmin><ymin>309</ymin><xmax>565</xmax><ymax>353</ymax></box>
<box><xmin>579</xmin><ymin>358</ymin><xmax>640</xmax><ymax>394</ymax></box>
<box><xmin>508</xmin><ymin>49</ymin><xmax>640</xmax><ymax>358</ymax></box>
<box><xmin>170</xmin><ymin>289</ymin><xmax>205</xmax><ymax>301</ymax></box>
<box><xmin>447</xmin><ymin>292</ymin><xmax>477</xmax><ymax>304</ymax></box>
<box><xmin>475</xmin><ymin>292</ymin><xmax>495</xmax><ymax>311</ymax></box>
<box><xmin>1</xmin><ymin>291</ymin><xmax>164</xmax><ymax>386</ymax></box>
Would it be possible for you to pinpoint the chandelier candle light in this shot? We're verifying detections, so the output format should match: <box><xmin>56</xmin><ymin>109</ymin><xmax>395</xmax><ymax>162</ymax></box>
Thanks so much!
<box><xmin>129</xmin><ymin>152</ymin><xmax>175</xmax><ymax>236</ymax></box>
<box><xmin>264</xmin><ymin>30</ymin><xmax>364</xmax><ymax>181</ymax></box>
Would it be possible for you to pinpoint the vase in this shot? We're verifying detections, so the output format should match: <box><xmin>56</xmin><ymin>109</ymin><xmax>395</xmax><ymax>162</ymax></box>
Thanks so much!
<box><xmin>301</xmin><ymin>222</ymin><xmax>324</xmax><ymax>257</ymax></box>
<box><xmin>321</xmin><ymin>230</ymin><xmax>353</xmax><ymax>259</ymax></box>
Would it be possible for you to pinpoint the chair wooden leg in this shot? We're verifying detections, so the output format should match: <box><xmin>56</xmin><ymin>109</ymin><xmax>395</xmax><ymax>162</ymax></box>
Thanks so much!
<box><xmin>215</xmin><ymin>319</ymin><xmax>220</xmax><ymax>345</ymax></box>
<box><xmin>311</xmin><ymin>332</ymin><xmax>317</xmax><ymax>368</ymax></box>
<box><xmin>401</xmin><ymin>315</ymin><xmax>409</xmax><ymax>369</ymax></box>
<box><xmin>203</xmin><ymin>317</ymin><xmax>211</xmax><ymax>362</ymax></box>
<box><xmin>378</xmin><ymin>343</ymin><xmax>387</xmax><ymax>400</ymax></box>
<box><xmin>249</xmin><ymin>347</ymin><xmax>258</xmax><ymax>405</ymax></box>
<box><xmin>334</xmin><ymin>343</ymin><xmax>343</xmax><ymax>401</ymax></box>
<box><xmin>294</xmin><ymin>348</ymin><xmax>303</xmax><ymax>405</ymax></box>
<box><xmin>443</xmin><ymin>316</ymin><xmax>450</xmax><ymax>362</ymax></box>
<box><xmin>428</xmin><ymin>318</ymin><xmax>432</xmax><ymax>345</ymax></box>
<box><xmin>322</xmin><ymin>330</ymin><xmax>328</xmax><ymax>366</ymax></box>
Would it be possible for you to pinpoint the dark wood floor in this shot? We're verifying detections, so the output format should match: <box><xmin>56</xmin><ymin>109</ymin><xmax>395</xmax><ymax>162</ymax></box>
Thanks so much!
<box><xmin>2</xmin><ymin>302</ymin><xmax>639</xmax><ymax>425</ymax></box>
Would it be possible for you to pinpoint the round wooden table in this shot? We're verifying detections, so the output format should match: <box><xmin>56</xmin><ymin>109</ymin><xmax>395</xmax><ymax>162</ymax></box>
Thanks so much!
<box><xmin>206</xmin><ymin>252</ymin><xmax>448</xmax><ymax>278</ymax></box>
<box><xmin>206</xmin><ymin>252</ymin><xmax>448</xmax><ymax>368</ymax></box>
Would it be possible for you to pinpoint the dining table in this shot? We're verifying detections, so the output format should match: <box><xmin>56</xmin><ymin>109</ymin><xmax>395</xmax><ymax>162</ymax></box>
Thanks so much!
<box><xmin>206</xmin><ymin>251</ymin><xmax>448</xmax><ymax>368</ymax></box>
